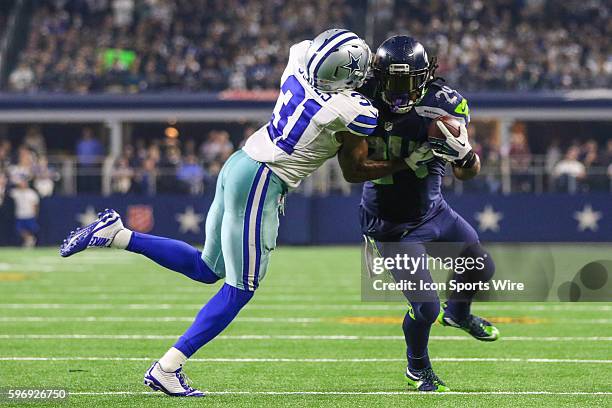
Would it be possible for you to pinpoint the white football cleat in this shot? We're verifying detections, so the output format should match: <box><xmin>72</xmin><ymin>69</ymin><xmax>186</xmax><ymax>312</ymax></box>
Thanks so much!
<box><xmin>144</xmin><ymin>361</ymin><xmax>205</xmax><ymax>397</ymax></box>
<box><xmin>59</xmin><ymin>208</ymin><xmax>124</xmax><ymax>257</ymax></box>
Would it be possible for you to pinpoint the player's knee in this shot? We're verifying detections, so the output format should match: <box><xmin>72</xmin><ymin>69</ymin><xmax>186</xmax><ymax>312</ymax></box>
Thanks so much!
<box><xmin>194</xmin><ymin>252</ymin><xmax>221</xmax><ymax>284</ymax></box>
<box><xmin>413</xmin><ymin>301</ymin><xmax>440</xmax><ymax>325</ymax></box>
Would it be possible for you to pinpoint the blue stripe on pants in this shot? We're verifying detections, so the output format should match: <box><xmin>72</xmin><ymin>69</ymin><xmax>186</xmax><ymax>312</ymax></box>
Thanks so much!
<box><xmin>241</xmin><ymin>165</ymin><xmax>271</xmax><ymax>291</ymax></box>
<box><xmin>253</xmin><ymin>171</ymin><xmax>272</xmax><ymax>290</ymax></box>
<box><xmin>242</xmin><ymin>165</ymin><xmax>264</xmax><ymax>290</ymax></box>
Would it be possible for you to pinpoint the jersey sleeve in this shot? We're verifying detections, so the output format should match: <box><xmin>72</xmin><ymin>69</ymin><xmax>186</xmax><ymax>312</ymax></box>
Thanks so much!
<box><xmin>416</xmin><ymin>82</ymin><xmax>470</xmax><ymax>126</ymax></box>
<box><xmin>340</xmin><ymin>92</ymin><xmax>379</xmax><ymax>137</ymax></box>
<box><xmin>346</xmin><ymin>111</ymin><xmax>379</xmax><ymax>137</ymax></box>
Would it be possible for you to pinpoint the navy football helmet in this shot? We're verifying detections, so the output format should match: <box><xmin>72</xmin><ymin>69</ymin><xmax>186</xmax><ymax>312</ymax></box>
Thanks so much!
<box><xmin>373</xmin><ymin>36</ymin><xmax>437</xmax><ymax>113</ymax></box>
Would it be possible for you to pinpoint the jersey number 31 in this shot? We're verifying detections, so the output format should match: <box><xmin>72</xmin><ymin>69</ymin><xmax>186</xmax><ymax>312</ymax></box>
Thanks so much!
<box><xmin>267</xmin><ymin>75</ymin><xmax>323</xmax><ymax>154</ymax></box>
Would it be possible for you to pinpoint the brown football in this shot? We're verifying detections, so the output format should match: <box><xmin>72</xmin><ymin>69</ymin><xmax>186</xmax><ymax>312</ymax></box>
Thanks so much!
<box><xmin>428</xmin><ymin>116</ymin><xmax>462</xmax><ymax>143</ymax></box>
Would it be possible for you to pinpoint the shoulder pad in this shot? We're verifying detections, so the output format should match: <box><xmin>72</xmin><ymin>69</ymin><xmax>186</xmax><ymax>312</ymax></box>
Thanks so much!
<box><xmin>289</xmin><ymin>41</ymin><xmax>312</xmax><ymax>67</ymax></box>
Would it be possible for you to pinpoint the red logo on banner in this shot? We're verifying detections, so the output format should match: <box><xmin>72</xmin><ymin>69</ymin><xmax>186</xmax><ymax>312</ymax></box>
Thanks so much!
<box><xmin>127</xmin><ymin>205</ymin><xmax>154</xmax><ymax>232</ymax></box>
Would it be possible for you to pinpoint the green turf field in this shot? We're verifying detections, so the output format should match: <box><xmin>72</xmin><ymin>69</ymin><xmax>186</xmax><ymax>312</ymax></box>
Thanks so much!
<box><xmin>0</xmin><ymin>247</ymin><xmax>610</xmax><ymax>407</ymax></box>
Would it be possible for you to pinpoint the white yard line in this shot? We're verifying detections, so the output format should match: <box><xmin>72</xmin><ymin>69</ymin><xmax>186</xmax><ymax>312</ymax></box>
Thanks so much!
<box><xmin>0</xmin><ymin>303</ymin><xmax>610</xmax><ymax>311</ymax></box>
<box><xmin>0</xmin><ymin>334</ymin><xmax>610</xmax><ymax>341</ymax></box>
<box><xmin>0</xmin><ymin>356</ymin><xmax>610</xmax><ymax>364</ymax></box>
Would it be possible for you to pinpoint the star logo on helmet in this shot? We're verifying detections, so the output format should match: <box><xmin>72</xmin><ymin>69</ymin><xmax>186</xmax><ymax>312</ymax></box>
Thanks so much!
<box><xmin>340</xmin><ymin>52</ymin><xmax>361</xmax><ymax>76</ymax></box>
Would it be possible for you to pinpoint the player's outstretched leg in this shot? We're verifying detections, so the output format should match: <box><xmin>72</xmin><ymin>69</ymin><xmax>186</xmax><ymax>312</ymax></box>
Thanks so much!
<box><xmin>439</xmin><ymin>243</ymin><xmax>499</xmax><ymax>341</ymax></box>
<box><xmin>59</xmin><ymin>209</ymin><xmax>221</xmax><ymax>284</ymax></box>
<box><xmin>143</xmin><ymin>283</ymin><xmax>253</xmax><ymax>397</ymax></box>
<box><xmin>121</xmin><ymin>230</ymin><xmax>221</xmax><ymax>284</ymax></box>
<box><xmin>143</xmin><ymin>151</ymin><xmax>282</xmax><ymax>397</ymax></box>
<box><xmin>438</xmin><ymin>302</ymin><xmax>500</xmax><ymax>341</ymax></box>
<box><xmin>59</xmin><ymin>209</ymin><xmax>124</xmax><ymax>257</ymax></box>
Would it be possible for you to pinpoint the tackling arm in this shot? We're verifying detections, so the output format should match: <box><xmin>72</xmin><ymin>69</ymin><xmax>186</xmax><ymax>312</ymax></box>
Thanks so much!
<box><xmin>336</xmin><ymin>132</ymin><xmax>407</xmax><ymax>183</ymax></box>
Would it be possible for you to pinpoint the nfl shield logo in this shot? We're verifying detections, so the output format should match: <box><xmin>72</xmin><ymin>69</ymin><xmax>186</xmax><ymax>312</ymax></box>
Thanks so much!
<box><xmin>127</xmin><ymin>205</ymin><xmax>154</xmax><ymax>232</ymax></box>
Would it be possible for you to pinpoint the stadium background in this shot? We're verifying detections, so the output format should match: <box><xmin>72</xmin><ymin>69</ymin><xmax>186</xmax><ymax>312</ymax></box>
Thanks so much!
<box><xmin>0</xmin><ymin>1</ymin><xmax>610</xmax><ymax>406</ymax></box>
<box><xmin>0</xmin><ymin>0</ymin><xmax>610</xmax><ymax>246</ymax></box>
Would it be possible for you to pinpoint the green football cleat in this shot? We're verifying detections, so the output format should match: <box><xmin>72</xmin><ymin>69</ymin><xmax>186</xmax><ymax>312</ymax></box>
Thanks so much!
<box><xmin>405</xmin><ymin>367</ymin><xmax>450</xmax><ymax>392</ymax></box>
<box><xmin>438</xmin><ymin>305</ymin><xmax>500</xmax><ymax>341</ymax></box>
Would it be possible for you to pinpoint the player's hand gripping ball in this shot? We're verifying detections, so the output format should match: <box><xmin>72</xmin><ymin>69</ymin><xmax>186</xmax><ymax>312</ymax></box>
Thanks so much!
<box><xmin>427</xmin><ymin>116</ymin><xmax>472</xmax><ymax>162</ymax></box>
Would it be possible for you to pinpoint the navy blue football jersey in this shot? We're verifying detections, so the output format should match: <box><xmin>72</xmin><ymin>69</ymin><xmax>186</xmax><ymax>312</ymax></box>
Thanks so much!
<box><xmin>360</xmin><ymin>79</ymin><xmax>470</xmax><ymax>223</ymax></box>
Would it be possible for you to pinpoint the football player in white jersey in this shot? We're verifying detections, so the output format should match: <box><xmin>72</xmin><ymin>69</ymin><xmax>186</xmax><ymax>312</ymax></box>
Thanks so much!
<box><xmin>59</xmin><ymin>29</ymin><xmax>413</xmax><ymax>396</ymax></box>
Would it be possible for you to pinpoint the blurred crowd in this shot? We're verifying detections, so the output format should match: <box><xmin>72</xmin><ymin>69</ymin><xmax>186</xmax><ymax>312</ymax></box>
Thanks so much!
<box><xmin>546</xmin><ymin>139</ymin><xmax>612</xmax><ymax>193</ymax></box>
<box><xmin>5</xmin><ymin>0</ymin><xmax>610</xmax><ymax>93</ymax></box>
<box><xmin>468</xmin><ymin>123</ymin><xmax>612</xmax><ymax>193</ymax></box>
<box><xmin>0</xmin><ymin>1</ymin><xmax>13</xmax><ymax>51</ymax></box>
<box><xmin>0</xmin><ymin>15</ymin><xmax>6</xmax><ymax>39</ymax></box>
<box><xmin>7</xmin><ymin>0</ymin><xmax>359</xmax><ymax>93</ymax></box>
<box><xmin>0</xmin><ymin>126</ymin><xmax>59</xmax><ymax>246</ymax></box>
<box><xmin>108</xmin><ymin>127</ymin><xmax>249</xmax><ymax>195</ymax></box>
<box><xmin>378</xmin><ymin>0</ymin><xmax>611</xmax><ymax>90</ymax></box>
<box><xmin>0</xmin><ymin>123</ymin><xmax>610</xmax><ymax>200</ymax></box>
<box><xmin>0</xmin><ymin>125</ymin><xmax>259</xmax><ymax>201</ymax></box>
<box><xmin>0</xmin><ymin>126</ymin><xmax>60</xmax><ymax>200</ymax></box>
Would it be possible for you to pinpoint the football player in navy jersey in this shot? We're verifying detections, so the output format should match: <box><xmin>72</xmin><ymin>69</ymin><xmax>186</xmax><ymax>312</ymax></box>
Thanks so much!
<box><xmin>358</xmin><ymin>36</ymin><xmax>499</xmax><ymax>392</ymax></box>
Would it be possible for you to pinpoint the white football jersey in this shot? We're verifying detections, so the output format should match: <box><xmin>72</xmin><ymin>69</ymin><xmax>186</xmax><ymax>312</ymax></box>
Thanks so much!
<box><xmin>243</xmin><ymin>40</ymin><xmax>378</xmax><ymax>188</ymax></box>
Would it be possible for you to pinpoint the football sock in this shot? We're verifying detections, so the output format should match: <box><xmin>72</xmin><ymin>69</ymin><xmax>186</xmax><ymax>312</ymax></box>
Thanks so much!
<box><xmin>111</xmin><ymin>228</ymin><xmax>132</xmax><ymax>249</ymax></box>
<box><xmin>407</xmin><ymin>355</ymin><xmax>431</xmax><ymax>372</ymax></box>
<box><xmin>403</xmin><ymin>302</ymin><xmax>439</xmax><ymax>371</ymax></box>
<box><xmin>158</xmin><ymin>347</ymin><xmax>187</xmax><ymax>372</ymax></box>
<box><xmin>174</xmin><ymin>283</ymin><xmax>254</xmax><ymax>357</ymax></box>
<box><xmin>125</xmin><ymin>232</ymin><xmax>220</xmax><ymax>284</ymax></box>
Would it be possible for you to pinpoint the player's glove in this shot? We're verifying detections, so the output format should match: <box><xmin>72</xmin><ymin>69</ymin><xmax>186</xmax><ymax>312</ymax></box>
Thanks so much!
<box><xmin>429</xmin><ymin>121</ymin><xmax>472</xmax><ymax>163</ymax></box>
<box><xmin>404</xmin><ymin>143</ymin><xmax>435</xmax><ymax>178</ymax></box>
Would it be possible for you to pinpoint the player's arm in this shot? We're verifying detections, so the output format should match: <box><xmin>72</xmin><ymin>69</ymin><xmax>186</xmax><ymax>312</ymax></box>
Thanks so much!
<box><xmin>452</xmin><ymin>152</ymin><xmax>480</xmax><ymax>180</ymax></box>
<box><xmin>336</xmin><ymin>132</ymin><xmax>407</xmax><ymax>183</ymax></box>
<box><xmin>428</xmin><ymin>115</ymin><xmax>480</xmax><ymax>180</ymax></box>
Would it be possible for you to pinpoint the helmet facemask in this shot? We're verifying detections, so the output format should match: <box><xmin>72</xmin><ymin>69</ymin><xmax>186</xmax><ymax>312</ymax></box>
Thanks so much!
<box><xmin>378</xmin><ymin>57</ymin><xmax>437</xmax><ymax>113</ymax></box>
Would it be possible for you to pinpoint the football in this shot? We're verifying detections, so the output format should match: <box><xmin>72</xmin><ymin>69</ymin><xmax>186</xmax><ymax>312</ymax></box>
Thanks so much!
<box><xmin>428</xmin><ymin>115</ymin><xmax>462</xmax><ymax>144</ymax></box>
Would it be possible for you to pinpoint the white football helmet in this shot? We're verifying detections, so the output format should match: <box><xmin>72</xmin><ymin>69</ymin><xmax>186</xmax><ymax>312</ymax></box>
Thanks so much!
<box><xmin>305</xmin><ymin>29</ymin><xmax>372</xmax><ymax>92</ymax></box>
